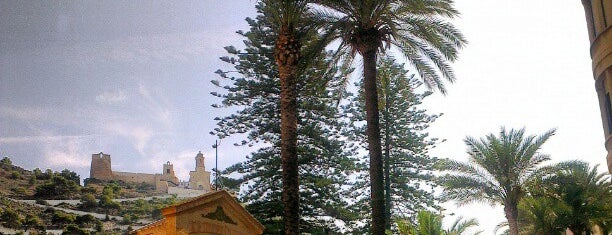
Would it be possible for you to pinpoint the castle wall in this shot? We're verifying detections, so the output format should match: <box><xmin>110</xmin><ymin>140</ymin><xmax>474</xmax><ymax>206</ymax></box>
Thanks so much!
<box><xmin>90</xmin><ymin>152</ymin><xmax>207</xmax><ymax>192</ymax></box>
<box><xmin>113</xmin><ymin>171</ymin><xmax>158</xmax><ymax>185</ymax></box>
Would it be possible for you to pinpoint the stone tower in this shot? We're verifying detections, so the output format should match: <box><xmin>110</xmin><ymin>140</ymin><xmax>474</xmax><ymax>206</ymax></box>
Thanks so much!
<box><xmin>90</xmin><ymin>152</ymin><xmax>112</xmax><ymax>180</ymax></box>
<box><xmin>581</xmin><ymin>0</ymin><xmax>612</xmax><ymax>173</ymax></box>
<box><xmin>196</xmin><ymin>151</ymin><xmax>205</xmax><ymax>170</ymax></box>
<box><xmin>160</xmin><ymin>161</ymin><xmax>179</xmax><ymax>185</ymax></box>
<box><xmin>189</xmin><ymin>151</ymin><xmax>212</xmax><ymax>191</ymax></box>
<box><xmin>163</xmin><ymin>161</ymin><xmax>175</xmax><ymax>176</ymax></box>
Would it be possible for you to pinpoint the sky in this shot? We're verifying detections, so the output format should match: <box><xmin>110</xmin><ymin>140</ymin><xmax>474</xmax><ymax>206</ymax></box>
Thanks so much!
<box><xmin>0</xmin><ymin>1</ymin><xmax>606</xmax><ymax>234</ymax></box>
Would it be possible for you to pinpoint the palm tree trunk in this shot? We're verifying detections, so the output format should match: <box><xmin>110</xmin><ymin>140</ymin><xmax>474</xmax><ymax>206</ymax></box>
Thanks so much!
<box><xmin>383</xmin><ymin>90</ymin><xmax>392</xmax><ymax>231</ymax></box>
<box><xmin>504</xmin><ymin>204</ymin><xmax>519</xmax><ymax>235</ymax></box>
<box><xmin>275</xmin><ymin>25</ymin><xmax>300</xmax><ymax>235</ymax></box>
<box><xmin>362</xmin><ymin>48</ymin><xmax>386</xmax><ymax>234</ymax></box>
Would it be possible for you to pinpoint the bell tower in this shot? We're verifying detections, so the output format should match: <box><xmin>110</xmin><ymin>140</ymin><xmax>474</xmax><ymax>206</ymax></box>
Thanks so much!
<box><xmin>189</xmin><ymin>151</ymin><xmax>212</xmax><ymax>191</ymax></box>
<box><xmin>196</xmin><ymin>151</ymin><xmax>205</xmax><ymax>170</ymax></box>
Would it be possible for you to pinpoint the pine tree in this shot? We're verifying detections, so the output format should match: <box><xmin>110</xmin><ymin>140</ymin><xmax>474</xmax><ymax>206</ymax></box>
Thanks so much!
<box><xmin>211</xmin><ymin>5</ymin><xmax>356</xmax><ymax>233</ymax></box>
<box><xmin>345</xmin><ymin>56</ymin><xmax>440</xmax><ymax>232</ymax></box>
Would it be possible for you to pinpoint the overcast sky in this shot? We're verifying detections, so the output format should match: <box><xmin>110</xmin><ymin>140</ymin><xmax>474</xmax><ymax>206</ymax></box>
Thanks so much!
<box><xmin>0</xmin><ymin>1</ymin><xmax>605</xmax><ymax>234</ymax></box>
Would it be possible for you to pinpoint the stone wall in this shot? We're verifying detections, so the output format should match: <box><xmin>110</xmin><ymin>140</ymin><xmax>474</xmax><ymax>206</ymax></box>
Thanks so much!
<box><xmin>112</xmin><ymin>171</ymin><xmax>158</xmax><ymax>185</ymax></box>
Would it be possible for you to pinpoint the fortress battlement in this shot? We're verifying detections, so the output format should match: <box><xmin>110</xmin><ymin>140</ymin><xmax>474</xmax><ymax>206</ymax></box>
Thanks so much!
<box><xmin>89</xmin><ymin>152</ymin><xmax>211</xmax><ymax>192</ymax></box>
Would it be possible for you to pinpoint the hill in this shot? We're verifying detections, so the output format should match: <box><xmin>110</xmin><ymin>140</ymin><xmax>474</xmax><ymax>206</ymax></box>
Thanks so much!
<box><xmin>0</xmin><ymin>157</ymin><xmax>178</xmax><ymax>234</ymax></box>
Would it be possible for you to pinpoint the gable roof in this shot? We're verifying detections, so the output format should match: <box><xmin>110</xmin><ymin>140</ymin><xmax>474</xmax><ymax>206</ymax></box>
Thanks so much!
<box><xmin>132</xmin><ymin>190</ymin><xmax>264</xmax><ymax>234</ymax></box>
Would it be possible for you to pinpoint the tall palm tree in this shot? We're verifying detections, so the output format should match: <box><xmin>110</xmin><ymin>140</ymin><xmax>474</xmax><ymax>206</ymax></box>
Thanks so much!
<box><xmin>314</xmin><ymin>1</ymin><xmax>466</xmax><ymax>233</ymax></box>
<box><xmin>398</xmin><ymin>210</ymin><xmax>482</xmax><ymax>235</ymax></box>
<box><xmin>437</xmin><ymin>127</ymin><xmax>556</xmax><ymax>235</ymax></box>
<box><xmin>262</xmin><ymin>1</ymin><xmax>311</xmax><ymax>233</ymax></box>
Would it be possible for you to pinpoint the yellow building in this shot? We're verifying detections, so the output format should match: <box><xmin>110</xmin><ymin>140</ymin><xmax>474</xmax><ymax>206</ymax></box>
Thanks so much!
<box><xmin>189</xmin><ymin>151</ymin><xmax>212</xmax><ymax>191</ymax></box>
<box><xmin>130</xmin><ymin>190</ymin><xmax>264</xmax><ymax>235</ymax></box>
<box><xmin>581</xmin><ymin>0</ymin><xmax>612</xmax><ymax>173</ymax></box>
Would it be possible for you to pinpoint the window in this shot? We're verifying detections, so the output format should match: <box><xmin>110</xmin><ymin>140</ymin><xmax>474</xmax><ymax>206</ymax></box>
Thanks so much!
<box><xmin>605</xmin><ymin>92</ymin><xmax>612</xmax><ymax>134</ymax></box>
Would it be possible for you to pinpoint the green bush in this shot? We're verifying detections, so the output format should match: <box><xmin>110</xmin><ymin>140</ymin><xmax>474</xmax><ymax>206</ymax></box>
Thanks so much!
<box><xmin>34</xmin><ymin>175</ymin><xmax>80</xmax><ymax>199</ymax></box>
<box><xmin>11</xmin><ymin>187</ymin><xmax>26</xmax><ymax>195</ymax></box>
<box><xmin>81</xmin><ymin>186</ymin><xmax>97</xmax><ymax>194</ymax></box>
<box><xmin>23</xmin><ymin>213</ymin><xmax>45</xmax><ymax>232</ymax></box>
<box><xmin>62</xmin><ymin>224</ymin><xmax>89</xmax><ymax>235</ymax></box>
<box><xmin>1</xmin><ymin>208</ymin><xmax>22</xmax><ymax>228</ymax></box>
<box><xmin>75</xmin><ymin>214</ymin><xmax>96</xmax><ymax>227</ymax></box>
<box><xmin>58</xmin><ymin>169</ymin><xmax>80</xmax><ymax>185</ymax></box>
<box><xmin>9</xmin><ymin>171</ymin><xmax>21</xmax><ymax>179</ymax></box>
<box><xmin>99</xmin><ymin>194</ymin><xmax>121</xmax><ymax>214</ymax></box>
<box><xmin>52</xmin><ymin>211</ymin><xmax>75</xmax><ymax>225</ymax></box>
<box><xmin>29</xmin><ymin>175</ymin><xmax>37</xmax><ymax>185</ymax></box>
<box><xmin>80</xmin><ymin>193</ymin><xmax>98</xmax><ymax>209</ymax></box>
<box><xmin>95</xmin><ymin>220</ymin><xmax>104</xmax><ymax>232</ymax></box>
<box><xmin>121</xmin><ymin>214</ymin><xmax>132</xmax><ymax>225</ymax></box>
<box><xmin>0</xmin><ymin>156</ymin><xmax>12</xmax><ymax>166</ymax></box>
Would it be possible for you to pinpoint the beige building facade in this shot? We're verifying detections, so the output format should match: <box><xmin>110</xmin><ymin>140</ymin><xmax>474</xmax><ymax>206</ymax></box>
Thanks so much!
<box><xmin>189</xmin><ymin>151</ymin><xmax>212</xmax><ymax>191</ymax></box>
<box><xmin>581</xmin><ymin>0</ymin><xmax>612</xmax><ymax>173</ymax></box>
<box><xmin>130</xmin><ymin>190</ymin><xmax>264</xmax><ymax>235</ymax></box>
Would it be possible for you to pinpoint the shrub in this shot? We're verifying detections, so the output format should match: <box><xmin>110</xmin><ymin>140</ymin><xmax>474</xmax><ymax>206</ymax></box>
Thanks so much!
<box><xmin>52</xmin><ymin>211</ymin><xmax>75</xmax><ymax>225</ymax></box>
<box><xmin>121</xmin><ymin>214</ymin><xmax>132</xmax><ymax>225</ymax></box>
<box><xmin>58</xmin><ymin>169</ymin><xmax>80</xmax><ymax>185</ymax></box>
<box><xmin>75</xmin><ymin>214</ymin><xmax>96</xmax><ymax>227</ymax></box>
<box><xmin>29</xmin><ymin>175</ymin><xmax>37</xmax><ymax>185</ymax></box>
<box><xmin>81</xmin><ymin>186</ymin><xmax>97</xmax><ymax>194</ymax></box>
<box><xmin>1</xmin><ymin>208</ymin><xmax>22</xmax><ymax>228</ymax></box>
<box><xmin>62</xmin><ymin>224</ymin><xmax>89</xmax><ymax>235</ymax></box>
<box><xmin>95</xmin><ymin>220</ymin><xmax>104</xmax><ymax>232</ymax></box>
<box><xmin>80</xmin><ymin>193</ymin><xmax>98</xmax><ymax>209</ymax></box>
<box><xmin>0</xmin><ymin>156</ymin><xmax>12</xmax><ymax>166</ymax></box>
<box><xmin>11</xmin><ymin>187</ymin><xmax>26</xmax><ymax>195</ymax></box>
<box><xmin>9</xmin><ymin>171</ymin><xmax>21</xmax><ymax>179</ymax></box>
<box><xmin>34</xmin><ymin>175</ymin><xmax>80</xmax><ymax>199</ymax></box>
<box><xmin>23</xmin><ymin>213</ymin><xmax>45</xmax><ymax>232</ymax></box>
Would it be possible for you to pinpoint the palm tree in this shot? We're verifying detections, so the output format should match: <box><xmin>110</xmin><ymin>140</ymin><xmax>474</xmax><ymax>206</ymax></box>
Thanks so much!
<box><xmin>437</xmin><ymin>127</ymin><xmax>556</xmax><ymax>235</ymax></box>
<box><xmin>516</xmin><ymin>196</ymin><xmax>570</xmax><ymax>235</ymax></box>
<box><xmin>398</xmin><ymin>210</ymin><xmax>482</xmax><ymax>235</ymax></box>
<box><xmin>539</xmin><ymin>161</ymin><xmax>612</xmax><ymax>235</ymax></box>
<box><xmin>444</xmin><ymin>216</ymin><xmax>482</xmax><ymax>235</ymax></box>
<box><xmin>262</xmin><ymin>1</ymin><xmax>310</xmax><ymax>233</ymax></box>
<box><xmin>314</xmin><ymin>1</ymin><xmax>467</xmax><ymax>233</ymax></box>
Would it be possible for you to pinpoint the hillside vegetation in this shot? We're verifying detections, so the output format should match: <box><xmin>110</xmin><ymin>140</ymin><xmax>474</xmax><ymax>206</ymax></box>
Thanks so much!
<box><xmin>0</xmin><ymin>157</ymin><xmax>178</xmax><ymax>234</ymax></box>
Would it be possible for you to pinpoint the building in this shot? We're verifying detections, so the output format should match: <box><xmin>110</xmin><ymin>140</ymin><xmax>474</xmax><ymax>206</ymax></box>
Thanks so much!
<box><xmin>129</xmin><ymin>190</ymin><xmax>264</xmax><ymax>235</ymax></box>
<box><xmin>189</xmin><ymin>151</ymin><xmax>212</xmax><ymax>191</ymax></box>
<box><xmin>89</xmin><ymin>151</ymin><xmax>213</xmax><ymax>192</ymax></box>
<box><xmin>581</xmin><ymin>0</ymin><xmax>612</xmax><ymax>173</ymax></box>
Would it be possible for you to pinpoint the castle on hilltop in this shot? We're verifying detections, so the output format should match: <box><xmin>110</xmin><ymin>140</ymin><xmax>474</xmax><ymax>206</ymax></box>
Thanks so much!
<box><xmin>89</xmin><ymin>151</ymin><xmax>212</xmax><ymax>192</ymax></box>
